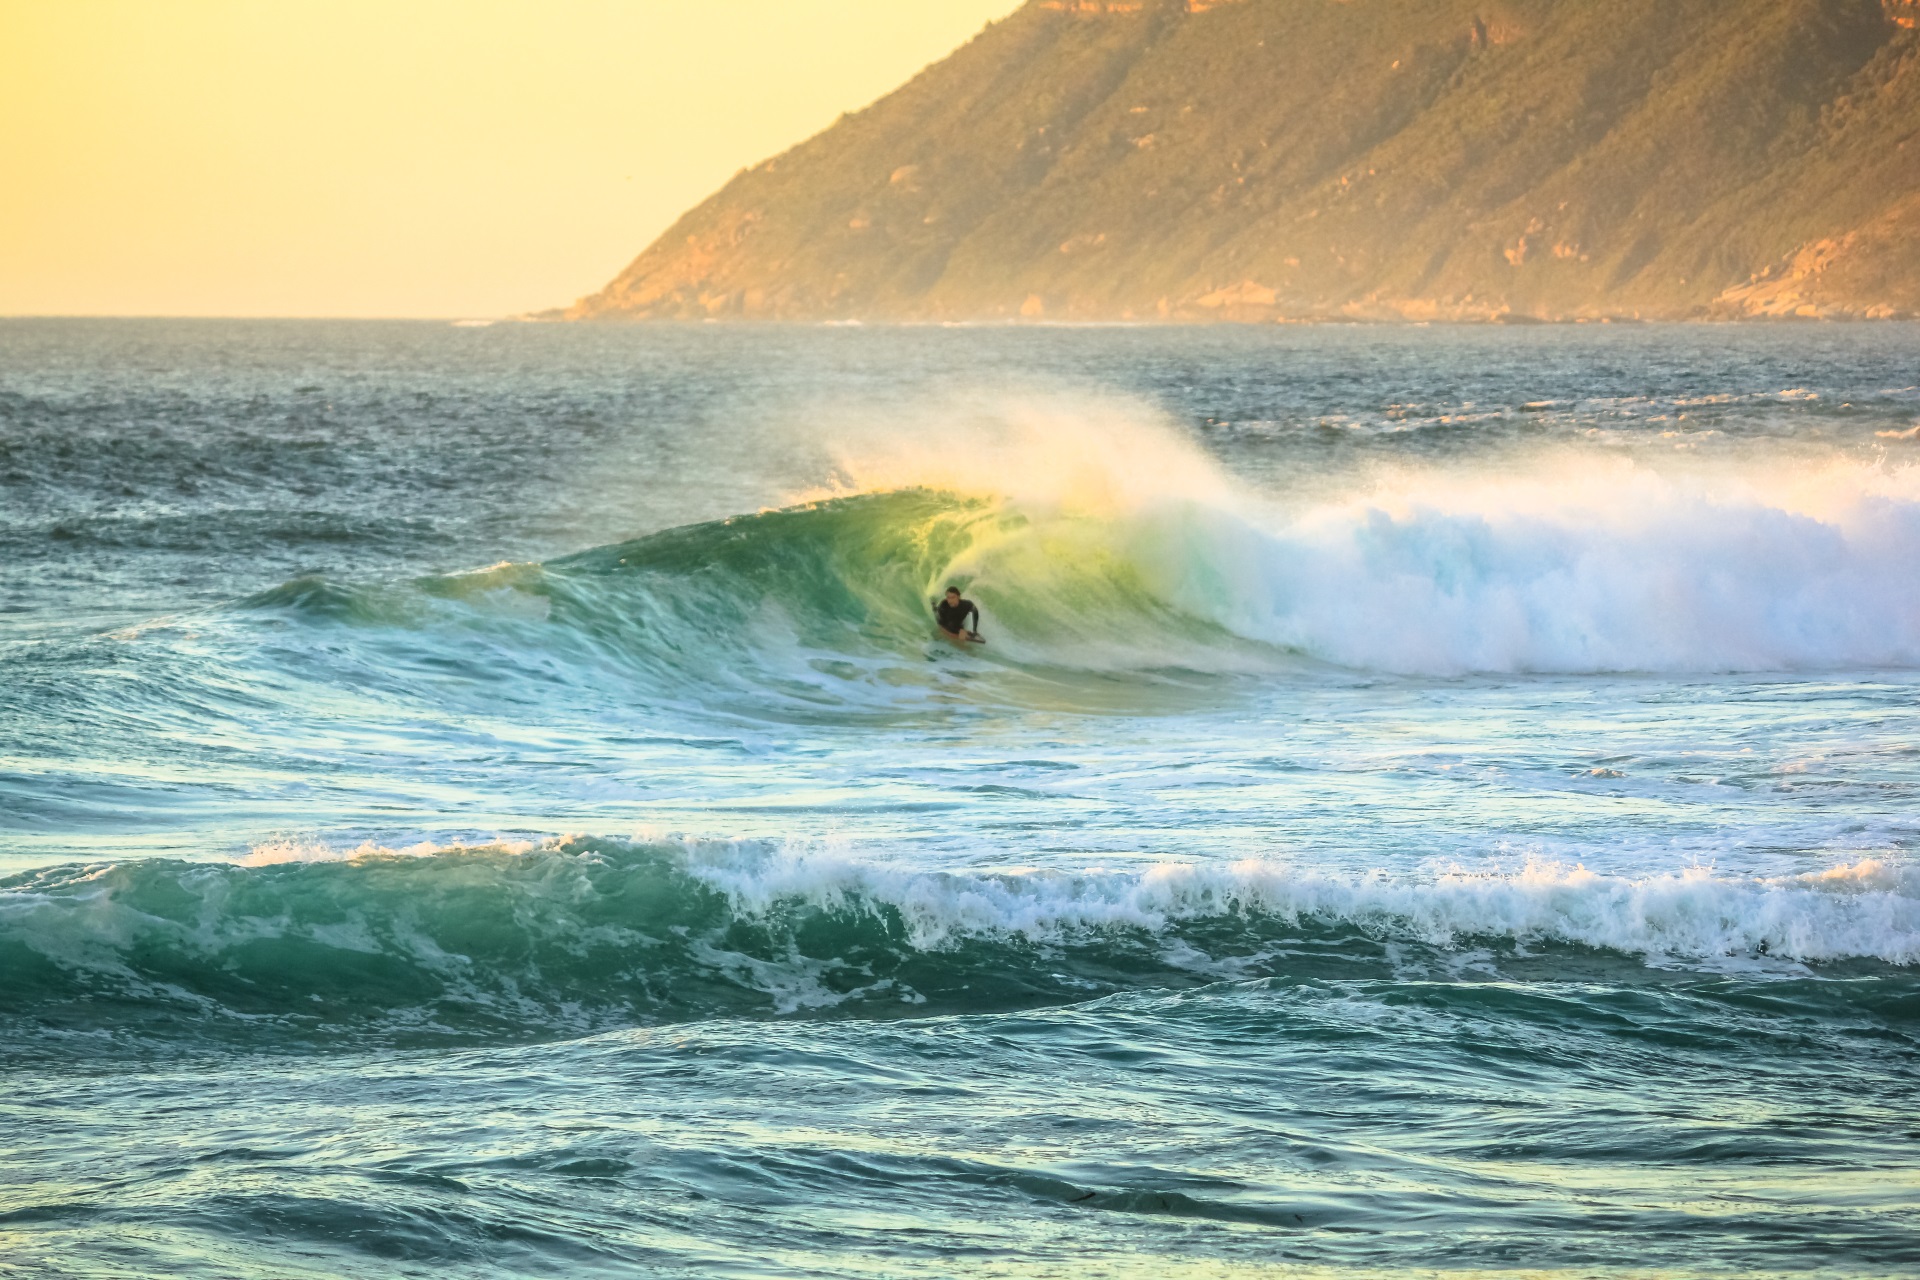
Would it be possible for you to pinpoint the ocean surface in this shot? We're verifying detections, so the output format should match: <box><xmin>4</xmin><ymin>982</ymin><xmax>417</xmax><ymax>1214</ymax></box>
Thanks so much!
<box><xmin>3</xmin><ymin>318</ymin><xmax>1919</xmax><ymax>1278</ymax></box>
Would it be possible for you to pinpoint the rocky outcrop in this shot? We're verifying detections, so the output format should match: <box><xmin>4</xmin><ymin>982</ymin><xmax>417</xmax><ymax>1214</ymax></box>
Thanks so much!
<box><xmin>1712</xmin><ymin>195</ymin><xmax>1920</xmax><ymax>319</ymax></box>
<box><xmin>563</xmin><ymin>0</ymin><xmax>1920</xmax><ymax>323</ymax></box>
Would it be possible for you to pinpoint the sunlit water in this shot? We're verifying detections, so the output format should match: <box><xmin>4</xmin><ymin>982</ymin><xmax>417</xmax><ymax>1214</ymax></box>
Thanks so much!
<box><xmin>3</xmin><ymin>319</ymin><xmax>1918</xmax><ymax>1276</ymax></box>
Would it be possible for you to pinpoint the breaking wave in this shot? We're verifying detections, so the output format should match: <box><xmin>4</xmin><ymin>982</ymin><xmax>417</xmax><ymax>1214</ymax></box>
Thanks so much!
<box><xmin>235</xmin><ymin>405</ymin><xmax>1920</xmax><ymax>679</ymax></box>
<box><xmin>3</xmin><ymin>839</ymin><xmax>1914</xmax><ymax>1049</ymax></box>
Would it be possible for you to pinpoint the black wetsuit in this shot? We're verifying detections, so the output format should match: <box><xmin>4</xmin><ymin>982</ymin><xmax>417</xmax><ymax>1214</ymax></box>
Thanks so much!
<box><xmin>935</xmin><ymin>596</ymin><xmax>979</xmax><ymax>636</ymax></box>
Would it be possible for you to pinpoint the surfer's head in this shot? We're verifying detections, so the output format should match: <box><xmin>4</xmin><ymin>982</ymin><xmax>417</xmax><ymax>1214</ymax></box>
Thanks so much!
<box><xmin>945</xmin><ymin>587</ymin><xmax>961</xmax><ymax>601</ymax></box>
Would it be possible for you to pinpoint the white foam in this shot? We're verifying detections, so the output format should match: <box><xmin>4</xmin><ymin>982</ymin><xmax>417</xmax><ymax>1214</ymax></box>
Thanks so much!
<box><xmin>684</xmin><ymin>846</ymin><xmax>1920</xmax><ymax>966</ymax></box>
<box><xmin>888</xmin><ymin>447</ymin><xmax>1920</xmax><ymax>675</ymax></box>
<box><xmin>236</xmin><ymin>837</ymin><xmax>510</xmax><ymax>866</ymax></box>
<box><xmin>1161</xmin><ymin>457</ymin><xmax>1920</xmax><ymax>673</ymax></box>
<box><xmin>801</xmin><ymin>396</ymin><xmax>1920</xmax><ymax>674</ymax></box>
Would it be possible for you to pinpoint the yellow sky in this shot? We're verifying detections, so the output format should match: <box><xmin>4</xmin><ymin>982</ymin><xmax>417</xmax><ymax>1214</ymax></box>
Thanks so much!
<box><xmin>0</xmin><ymin>0</ymin><xmax>1023</xmax><ymax>317</ymax></box>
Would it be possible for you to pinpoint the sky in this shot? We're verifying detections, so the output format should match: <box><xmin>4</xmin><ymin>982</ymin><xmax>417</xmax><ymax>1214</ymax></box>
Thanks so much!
<box><xmin>0</xmin><ymin>0</ymin><xmax>1023</xmax><ymax>318</ymax></box>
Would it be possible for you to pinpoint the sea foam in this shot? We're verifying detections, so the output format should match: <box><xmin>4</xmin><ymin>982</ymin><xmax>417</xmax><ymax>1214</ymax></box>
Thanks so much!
<box><xmin>1191</xmin><ymin>458</ymin><xmax>1920</xmax><ymax>674</ymax></box>
<box><xmin>816</xmin><ymin>398</ymin><xmax>1920</xmax><ymax>674</ymax></box>
<box><xmin>684</xmin><ymin>842</ymin><xmax>1920</xmax><ymax>966</ymax></box>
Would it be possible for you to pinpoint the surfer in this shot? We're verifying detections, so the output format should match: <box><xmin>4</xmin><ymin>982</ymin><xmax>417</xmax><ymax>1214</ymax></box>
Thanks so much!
<box><xmin>934</xmin><ymin>586</ymin><xmax>984</xmax><ymax>644</ymax></box>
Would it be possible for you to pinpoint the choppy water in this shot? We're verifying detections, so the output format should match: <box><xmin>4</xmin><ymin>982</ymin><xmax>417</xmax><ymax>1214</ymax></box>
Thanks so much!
<box><xmin>3</xmin><ymin>318</ymin><xmax>1919</xmax><ymax>1276</ymax></box>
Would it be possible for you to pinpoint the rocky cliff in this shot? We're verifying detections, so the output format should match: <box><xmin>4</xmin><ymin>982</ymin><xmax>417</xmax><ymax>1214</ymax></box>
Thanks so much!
<box><xmin>563</xmin><ymin>0</ymin><xmax>1920</xmax><ymax>322</ymax></box>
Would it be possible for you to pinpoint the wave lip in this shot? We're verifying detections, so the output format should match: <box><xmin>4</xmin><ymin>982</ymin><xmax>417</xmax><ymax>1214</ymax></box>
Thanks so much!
<box><xmin>1</xmin><ymin>840</ymin><xmax>1913</xmax><ymax>1050</ymax></box>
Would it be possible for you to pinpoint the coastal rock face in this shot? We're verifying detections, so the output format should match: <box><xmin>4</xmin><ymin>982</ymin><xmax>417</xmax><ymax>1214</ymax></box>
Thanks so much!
<box><xmin>565</xmin><ymin>0</ymin><xmax>1920</xmax><ymax>322</ymax></box>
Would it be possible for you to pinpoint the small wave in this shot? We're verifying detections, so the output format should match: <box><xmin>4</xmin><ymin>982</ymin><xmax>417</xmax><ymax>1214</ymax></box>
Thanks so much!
<box><xmin>2</xmin><ymin>840</ymin><xmax>1913</xmax><ymax>1049</ymax></box>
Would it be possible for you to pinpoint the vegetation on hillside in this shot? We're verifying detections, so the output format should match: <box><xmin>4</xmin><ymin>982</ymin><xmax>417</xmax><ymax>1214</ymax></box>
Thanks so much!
<box><xmin>564</xmin><ymin>0</ymin><xmax>1920</xmax><ymax>322</ymax></box>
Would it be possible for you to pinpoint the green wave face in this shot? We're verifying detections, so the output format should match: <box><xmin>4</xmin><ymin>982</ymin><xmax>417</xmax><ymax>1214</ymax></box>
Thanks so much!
<box><xmin>526</xmin><ymin>488</ymin><xmax>1259</xmax><ymax>669</ymax></box>
<box><xmin>0</xmin><ymin>839</ymin><xmax>1318</xmax><ymax>1050</ymax></box>
<box><xmin>546</xmin><ymin>490</ymin><xmax>1001</xmax><ymax>659</ymax></box>
<box><xmin>237</xmin><ymin>489</ymin><xmax>1277</xmax><ymax>719</ymax></box>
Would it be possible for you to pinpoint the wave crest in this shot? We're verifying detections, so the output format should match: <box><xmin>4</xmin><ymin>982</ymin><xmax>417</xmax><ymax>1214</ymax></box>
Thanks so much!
<box><xmin>242</xmin><ymin>441</ymin><xmax>1920</xmax><ymax>681</ymax></box>
<box><xmin>2</xmin><ymin>840</ymin><xmax>1913</xmax><ymax>1049</ymax></box>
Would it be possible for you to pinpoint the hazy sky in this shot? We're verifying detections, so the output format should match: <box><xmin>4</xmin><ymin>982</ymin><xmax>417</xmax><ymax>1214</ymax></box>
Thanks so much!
<box><xmin>0</xmin><ymin>0</ymin><xmax>1023</xmax><ymax>317</ymax></box>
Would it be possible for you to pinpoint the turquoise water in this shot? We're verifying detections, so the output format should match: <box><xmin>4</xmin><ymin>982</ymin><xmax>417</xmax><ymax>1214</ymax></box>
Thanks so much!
<box><xmin>3</xmin><ymin>320</ymin><xmax>1919</xmax><ymax>1276</ymax></box>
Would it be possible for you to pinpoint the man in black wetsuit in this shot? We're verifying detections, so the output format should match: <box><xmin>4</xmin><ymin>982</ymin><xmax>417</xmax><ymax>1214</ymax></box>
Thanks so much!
<box><xmin>934</xmin><ymin>586</ymin><xmax>983</xmax><ymax>643</ymax></box>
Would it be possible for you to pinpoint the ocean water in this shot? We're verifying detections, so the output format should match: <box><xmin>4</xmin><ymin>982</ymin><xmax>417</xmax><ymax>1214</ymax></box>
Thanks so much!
<box><xmin>3</xmin><ymin>318</ymin><xmax>1919</xmax><ymax>1277</ymax></box>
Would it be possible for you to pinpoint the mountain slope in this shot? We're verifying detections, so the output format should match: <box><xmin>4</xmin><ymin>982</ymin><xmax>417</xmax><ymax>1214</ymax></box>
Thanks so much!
<box><xmin>564</xmin><ymin>0</ymin><xmax>1920</xmax><ymax>322</ymax></box>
